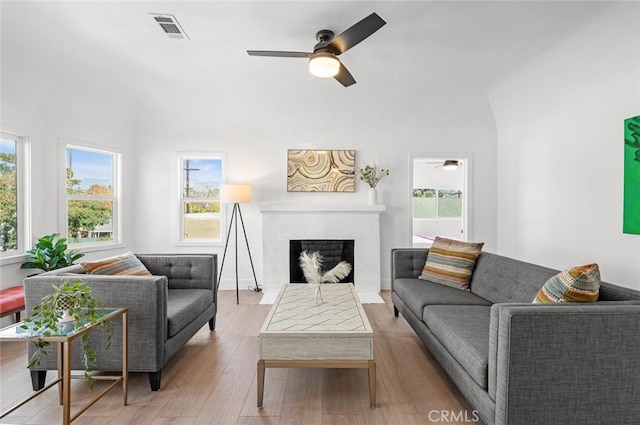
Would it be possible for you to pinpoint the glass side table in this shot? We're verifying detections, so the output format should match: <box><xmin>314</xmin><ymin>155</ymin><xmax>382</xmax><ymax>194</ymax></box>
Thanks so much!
<box><xmin>0</xmin><ymin>307</ymin><xmax>128</xmax><ymax>425</ymax></box>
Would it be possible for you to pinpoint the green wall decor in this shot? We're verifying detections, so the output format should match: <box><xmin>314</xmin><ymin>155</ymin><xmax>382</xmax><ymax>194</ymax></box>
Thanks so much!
<box><xmin>623</xmin><ymin>115</ymin><xmax>640</xmax><ymax>234</ymax></box>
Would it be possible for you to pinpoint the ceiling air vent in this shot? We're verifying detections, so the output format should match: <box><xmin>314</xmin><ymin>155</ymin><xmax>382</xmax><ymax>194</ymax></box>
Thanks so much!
<box><xmin>149</xmin><ymin>13</ymin><xmax>189</xmax><ymax>40</ymax></box>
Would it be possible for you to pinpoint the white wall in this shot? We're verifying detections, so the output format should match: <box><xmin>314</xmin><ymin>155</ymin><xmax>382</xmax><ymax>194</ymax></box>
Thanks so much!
<box><xmin>489</xmin><ymin>2</ymin><xmax>640</xmax><ymax>289</ymax></box>
<box><xmin>0</xmin><ymin>37</ymin><xmax>139</xmax><ymax>315</ymax></box>
<box><xmin>133</xmin><ymin>89</ymin><xmax>498</xmax><ymax>290</ymax></box>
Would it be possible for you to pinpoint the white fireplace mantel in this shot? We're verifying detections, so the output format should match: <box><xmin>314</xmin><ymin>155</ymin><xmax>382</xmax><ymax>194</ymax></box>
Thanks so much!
<box><xmin>259</xmin><ymin>204</ymin><xmax>385</xmax><ymax>303</ymax></box>
<box><xmin>259</xmin><ymin>204</ymin><xmax>386</xmax><ymax>214</ymax></box>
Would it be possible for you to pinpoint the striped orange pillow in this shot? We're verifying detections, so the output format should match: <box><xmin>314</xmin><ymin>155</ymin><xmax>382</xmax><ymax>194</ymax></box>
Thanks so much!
<box><xmin>81</xmin><ymin>252</ymin><xmax>151</xmax><ymax>276</ymax></box>
<box><xmin>418</xmin><ymin>237</ymin><xmax>484</xmax><ymax>290</ymax></box>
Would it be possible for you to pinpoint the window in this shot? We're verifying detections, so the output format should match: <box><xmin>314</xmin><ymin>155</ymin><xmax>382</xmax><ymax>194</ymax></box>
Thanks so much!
<box><xmin>178</xmin><ymin>154</ymin><xmax>224</xmax><ymax>244</ymax></box>
<box><xmin>413</xmin><ymin>188</ymin><xmax>463</xmax><ymax>219</ymax></box>
<box><xmin>65</xmin><ymin>145</ymin><xmax>120</xmax><ymax>246</ymax></box>
<box><xmin>0</xmin><ymin>132</ymin><xmax>28</xmax><ymax>257</ymax></box>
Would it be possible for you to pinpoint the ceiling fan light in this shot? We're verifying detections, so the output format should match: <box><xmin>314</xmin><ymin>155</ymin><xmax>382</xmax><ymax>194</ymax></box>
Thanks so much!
<box><xmin>309</xmin><ymin>53</ymin><xmax>340</xmax><ymax>78</ymax></box>
<box><xmin>443</xmin><ymin>160</ymin><xmax>459</xmax><ymax>171</ymax></box>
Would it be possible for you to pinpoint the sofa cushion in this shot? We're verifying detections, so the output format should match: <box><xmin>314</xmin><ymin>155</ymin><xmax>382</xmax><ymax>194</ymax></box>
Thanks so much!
<box><xmin>423</xmin><ymin>305</ymin><xmax>491</xmax><ymax>389</ymax></box>
<box><xmin>81</xmin><ymin>252</ymin><xmax>151</xmax><ymax>276</ymax></box>
<box><xmin>418</xmin><ymin>237</ymin><xmax>484</xmax><ymax>290</ymax></box>
<box><xmin>470</xmin><ymin>252</ymin><xmax>558</xmax><ymax>304</ymax></box>
<box><xmin>0</xmin><ymin>285</ymin><xmax>25</xmax><ymax>315</ymax></box>
<box><xmin>394</xmin><ymin>278</ymin><xmax>491</xmax><ymax>315</ymax></box>
<box><xmin>167</xmin><ymin>289</ymin><xmax>213</xmax><ymax>337</ymax></box>
<box><xmin>137</xmin><ymin>254</ymin><xmax>215</xmax><ymax>290</ymax></box>
<box><xmin>533</xmin><ymin>263</ymin><xmax>600</xmax><ymax>303</ymax></box>
<box><xmin>599</xmin><ymin>281</ymin><xmax>640</xmax><ymax>301</ymax></box>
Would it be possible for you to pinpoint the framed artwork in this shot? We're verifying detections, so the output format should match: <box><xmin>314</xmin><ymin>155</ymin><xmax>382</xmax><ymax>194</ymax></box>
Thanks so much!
<box><xmin>624</xmin><ymin>115</ymin><xmax>640</xmax><ymax>234</ymax></box>
<box><xmin>287</xmin><ymin>149</ymin><xmax>355</xmax><ymax>192</ymax></box>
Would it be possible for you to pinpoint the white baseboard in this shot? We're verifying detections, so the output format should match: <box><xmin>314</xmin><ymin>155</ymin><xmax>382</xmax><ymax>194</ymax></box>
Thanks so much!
<box><xmin>258</xmin><ymin>286</ymin><xmax>384</xmax><ymax>305</ymax></box>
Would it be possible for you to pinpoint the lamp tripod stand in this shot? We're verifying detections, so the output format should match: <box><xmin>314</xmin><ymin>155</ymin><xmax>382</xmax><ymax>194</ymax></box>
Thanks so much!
<box><xmin>218</xmin><ymin>202</ymin><xmax>260</xmax><ymax>304</ymax></box>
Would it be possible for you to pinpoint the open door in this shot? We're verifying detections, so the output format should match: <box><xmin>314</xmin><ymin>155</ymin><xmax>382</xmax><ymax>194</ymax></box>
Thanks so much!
<box><xmin>409</xmin><ymin>155</ymin><xmax>470</xmax><ymax>247</ymax></box>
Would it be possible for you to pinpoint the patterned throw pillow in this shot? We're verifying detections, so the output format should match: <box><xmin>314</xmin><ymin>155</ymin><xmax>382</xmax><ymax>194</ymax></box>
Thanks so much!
<box><xmin>418</xmin><ymin>237</ymin><xmax>484</xmax><ymax>290</ymax></box>
<box><xmin>81</xmin><ymin>252</ymin><xmax>151</xmax><ymax>276</ymax></box>
<box><xmin>533</xmin><ymin>263</ymin><xmax>600</xmax><ymax>303</ymax></box>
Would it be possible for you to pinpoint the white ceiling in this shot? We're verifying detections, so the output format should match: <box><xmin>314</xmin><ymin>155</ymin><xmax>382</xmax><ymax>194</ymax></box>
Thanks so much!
<box><xmin>1</xmin><ymin>1</ymin><xmax>611</xmax><ymax>118</ymax></box>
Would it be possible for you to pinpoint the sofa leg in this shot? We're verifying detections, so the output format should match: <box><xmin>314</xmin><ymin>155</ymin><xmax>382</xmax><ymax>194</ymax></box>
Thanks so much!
<box><xmin>209</xmin><ymin>317</ymin><xmax>215</xmax><ymax>331</ymax></box>
<box><xmin>31</xmin><ymin>370</ymin><xmax>46</xmax><ymax>391</ymax></box>
<box><xmin>149</xmin><ymin>371</ymin><xmax>162</xmax><ymax>391</ymax></box>
<box><xmin>393</xmin><ymin>306</ymin><xmax>399</xmax><ymax>318</ymax></box>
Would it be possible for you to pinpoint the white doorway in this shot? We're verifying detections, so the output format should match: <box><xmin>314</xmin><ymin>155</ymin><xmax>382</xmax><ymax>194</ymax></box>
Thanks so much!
<box><xmin>409</xmin><ymin>154</ymin><xmax>471</xmax><ymax>247</ymax></box>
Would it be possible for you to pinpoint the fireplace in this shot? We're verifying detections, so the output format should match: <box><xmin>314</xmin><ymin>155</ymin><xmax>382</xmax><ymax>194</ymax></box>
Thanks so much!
<box><xmin>259</xmin><ymin>204</ymin><xmax>385</xmax><ymax>303</ymax></box>
<box><xmin>289</xmin><ymin>239</ymin><xmax>355</xmax><ymax>283</ymax></box>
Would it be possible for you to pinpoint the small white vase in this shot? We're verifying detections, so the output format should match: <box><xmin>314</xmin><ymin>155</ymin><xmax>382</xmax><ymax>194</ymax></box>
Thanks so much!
<box><xmin>368</xmin><ymin>187</ymin><xmax>377</xmax><ymax>205</ymax></box>
<box><xmin>314</xmin><ymin>284</ymin><xmax>324</xmax><ymax>304</ymax></box>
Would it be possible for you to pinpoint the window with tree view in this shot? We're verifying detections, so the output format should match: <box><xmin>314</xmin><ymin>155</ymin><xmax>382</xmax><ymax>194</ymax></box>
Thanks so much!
<box><xmin>179</xmin><ymin>156</ymin><xmax>223</xmax><ymax>243</ymax></box>
<box><xmin>0</xmin><ymin>133</ymin><xmax>22</xmax><ymax>255</ymax></box>
<box><xmin>413</xmin><ymin>188</ymin><xmax>463</xmax><ymax>218</ymax></box>
<box><xmin>66</xmin><ymin>146</ymin><xmax>119</xmax><ymax>245</ymax></box>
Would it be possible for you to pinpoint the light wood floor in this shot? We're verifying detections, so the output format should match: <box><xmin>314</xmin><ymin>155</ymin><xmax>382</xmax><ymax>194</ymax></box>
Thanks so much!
<box><xmin>0</xmin><ymin>290</ymin><xmax>479</xmax><ymax>425</ymax></box>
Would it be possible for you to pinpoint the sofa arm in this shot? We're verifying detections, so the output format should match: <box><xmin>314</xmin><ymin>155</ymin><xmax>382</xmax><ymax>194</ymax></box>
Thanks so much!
<box><xmin>489</xmin><ymin>303</ymin><xmax>640</xmax><ymax>425</ymax></box>
<box><xmin>24</xmin><ymin>274</ymin><xmax>168</xmax><ymax>372</ymax></box>
<box><xmin>390</xmin><ymin>248</ymin><xmax>428</xmax><ymax>285</ymax></box>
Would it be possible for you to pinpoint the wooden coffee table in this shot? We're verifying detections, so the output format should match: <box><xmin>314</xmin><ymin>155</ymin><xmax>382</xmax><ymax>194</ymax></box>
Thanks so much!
<box><xmin>257</xmin><ymin>283</ymin><xmax>375</xmax><ymax>408</ymax></box>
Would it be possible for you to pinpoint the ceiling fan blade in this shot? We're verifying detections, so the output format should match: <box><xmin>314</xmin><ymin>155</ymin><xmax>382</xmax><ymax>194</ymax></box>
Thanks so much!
<box><xmin>334</xmin><ymin>63</ymin><xmax>356</xmax><ymax>87</ymax></box>
<box><xmin>329</xmin><ymin>13</ymin><xmax>386</xmax><ymax>55</ymax></box>
<box><xmin>247</xmin><ymin>50</ymin><xmax>313</xmax><ymax>58</ymax></box>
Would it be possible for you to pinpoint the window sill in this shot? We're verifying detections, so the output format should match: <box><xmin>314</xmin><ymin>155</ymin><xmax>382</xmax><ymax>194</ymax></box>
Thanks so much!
<box><xmin>174</xmin><ymin>241</ymin><xmax>224</xmax><ymax>247</ymax></box>
<box><xmin>72</xmin><ymin>243</ymin><xmax>126</xmax><ymax>254</ymax></box>
<box><xmin>0</xmin><ymin>253</ymin><xmax>27</xmax><ymax>266</ymax></box>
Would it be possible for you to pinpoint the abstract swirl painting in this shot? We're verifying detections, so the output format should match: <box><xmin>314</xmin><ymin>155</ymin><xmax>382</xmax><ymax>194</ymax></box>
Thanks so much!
<box><xmin>624</xmin><ymin>115</ymin><xmax>640</xmax><ymax>234</ymax></box>
<box><xmin>287</xmin><ymin>150</ymin><xmax>355</xmax><ymax>192</ymax></box>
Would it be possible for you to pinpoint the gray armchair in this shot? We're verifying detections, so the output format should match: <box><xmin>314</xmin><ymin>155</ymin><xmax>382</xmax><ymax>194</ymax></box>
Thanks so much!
<box><xmin>24</xmin><ymin>253</ymin><xmax>218</xmax><ymax>391</ymax></box>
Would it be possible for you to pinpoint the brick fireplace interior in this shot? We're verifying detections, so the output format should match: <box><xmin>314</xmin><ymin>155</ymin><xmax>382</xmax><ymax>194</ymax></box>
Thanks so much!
<box><xmin>289</xmin><ymin>239</ymin><xmax>355</xmax><ymax>283</ymax></box>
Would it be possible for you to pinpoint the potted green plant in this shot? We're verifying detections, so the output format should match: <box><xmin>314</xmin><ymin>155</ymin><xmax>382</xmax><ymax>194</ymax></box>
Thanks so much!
<box><xmin>21</xmin><ymin>279</ymin><xmax>112</xmax><ymax>388</ymax></box>
<box><xmin>21</xmin><ymin>233</ymin><xmax>84</xmax><ymax>272</ymax></box>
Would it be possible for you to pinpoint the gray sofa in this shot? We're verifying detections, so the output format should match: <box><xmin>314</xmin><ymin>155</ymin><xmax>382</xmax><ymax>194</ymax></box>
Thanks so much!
<box><xmin>391</xmin><ymin>248</ymin><xmax>640</xmax><ymax>425</ymax></box>
<box><xmin>24</xmin><ymin>253</ymin><xmax>218</xmax><ymax>391</ymax></box>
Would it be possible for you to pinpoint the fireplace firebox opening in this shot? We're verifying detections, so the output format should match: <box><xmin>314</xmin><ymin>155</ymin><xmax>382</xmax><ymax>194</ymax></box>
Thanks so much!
<box><xmin>289</xmin><ymin>239</ymin><xmax>355</xmax><ymax>284</ymax></box>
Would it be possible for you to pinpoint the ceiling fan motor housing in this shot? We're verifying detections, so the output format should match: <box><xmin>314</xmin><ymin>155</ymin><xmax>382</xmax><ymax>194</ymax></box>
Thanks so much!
<box><xmin>314</xmin><ymin>30</ymin><xmax>339</xmax><ymax>54</ymax></box>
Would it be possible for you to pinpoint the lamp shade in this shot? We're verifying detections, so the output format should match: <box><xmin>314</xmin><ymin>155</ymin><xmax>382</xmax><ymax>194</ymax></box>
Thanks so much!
<box><xmin>309</xmin><ymin>53</ymin><xmax>340</xmax><ymax>78</ymax></box>
<box><xmin>220</xmin><ymin>184</ymin><xmax>252</xmax><ymax>204</ymax></box>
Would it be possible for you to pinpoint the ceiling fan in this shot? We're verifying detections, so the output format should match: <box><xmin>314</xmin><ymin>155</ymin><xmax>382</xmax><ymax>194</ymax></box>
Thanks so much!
<box><xmin>432</xmin><ymin>160</ymin><xmax>461</xmax><ymax>171</ymax></box>
<box><xmin>247</xmin><ymin>12</ymin><xmax>386</xmax><ymax>87</ymax></box>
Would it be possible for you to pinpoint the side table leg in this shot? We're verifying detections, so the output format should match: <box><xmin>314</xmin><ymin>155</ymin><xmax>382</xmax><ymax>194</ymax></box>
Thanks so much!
<box><xmin>63</xmin><ymin>341</ymin><xmax>72</xmax><ymax>425</ymax></box>
<box><xmin>368</xmin><ymin>360</ymin><xmax>376</xmax><ymax>408</ymax></box>
<box><xmin>122</xmin><ymin>310</ymin><xmax>128</xmax><ymax>406</ymax></box>
<box><xmin>57</xmin><ymin>341</ymin><xmax>63</xmax><ymax>405</ymax></box>
<box><xmin>257</xmin><ymin>360</ymin><xmax>265</xmax><ymax>408</ymax></box>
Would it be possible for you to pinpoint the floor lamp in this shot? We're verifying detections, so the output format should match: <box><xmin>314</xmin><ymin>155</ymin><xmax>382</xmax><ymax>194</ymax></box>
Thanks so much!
<box><xmin>218</xmin><ymin>184</ymin><xmax>260</xmax><ymax>304</ymax></box>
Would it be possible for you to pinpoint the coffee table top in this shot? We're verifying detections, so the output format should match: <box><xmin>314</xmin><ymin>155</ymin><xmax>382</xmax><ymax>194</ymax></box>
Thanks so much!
<box><xmin>259</xmin><ymin>283</ymin><xmax>373</xmax><ymax>337</ymax></box>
